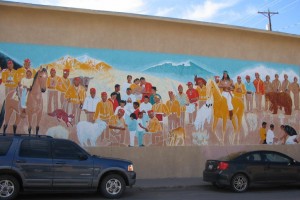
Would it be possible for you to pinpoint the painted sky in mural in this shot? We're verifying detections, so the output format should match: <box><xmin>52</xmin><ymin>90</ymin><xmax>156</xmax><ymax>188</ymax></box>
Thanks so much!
<box><xmin>1</xmin><ymin>43</ymin><xmax>299</xmax><ymax>83</ymax></box>
<box><xmin>0</xmin><ymin>42</ymin><xmax>299</xmax><ymax>147</ymax></box>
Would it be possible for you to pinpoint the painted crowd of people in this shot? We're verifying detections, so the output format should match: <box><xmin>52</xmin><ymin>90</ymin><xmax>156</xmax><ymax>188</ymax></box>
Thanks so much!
<box><xmin>1</xmin><ymin>59</ymin><xmax>299</xmax><ymax>146</ymax></box>
<box><xmin>259</xmin><ymin>122</ymin><xmax>299</xmax><ymax>145</ymax></box>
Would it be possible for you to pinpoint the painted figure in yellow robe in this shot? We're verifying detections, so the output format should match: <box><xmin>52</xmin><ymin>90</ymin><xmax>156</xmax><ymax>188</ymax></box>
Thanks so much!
<box><xmin>64</xmin><ymin>77</ymin><xmax>86</xmax><ymax>123</ymax></box>
<box><xmin>46</xmin><ymin>68</ymin><xmax>59</xmax><ymax>114</ymax></box>
<box><xmin>152</xmin><ymin>95</ymin><xmax>169</xmax><ymax>123</ymax></box>
<box><xmin>196</xmin><ymin>79</ymin><xmax>207</xmax><ymax>108</ymax></box>
<box><xmin>56</xmin><ymin>69</ymin><xmax>71</xmax><ymax>111</ymax></box>
<box><xmin>166</xmin><ymin>91</ymin><xmax>180</xmax><ymax>131</ymax></box>
<box><xmin>233</xmin><ymin>76</ymin><xmax>246</xmax><ymax>101</ymax></box>
<box><xmin>94</xmin><ymin>92</ymin><xmax>114</xmax><ymax>140</ymax></box>
<box><xmin>108</xmin><ymin>109</ymin><xmax>127</xmax><ymax>145</ymax></box>
<box><xmin>2</xmin><ymin>60</ymin><xmax>17</xmax><ymax>95</ymax></box>
<box><xmin>13</xmin><ymin>58</ymin><xmax>36</xmax><ymax>85</ymax></box>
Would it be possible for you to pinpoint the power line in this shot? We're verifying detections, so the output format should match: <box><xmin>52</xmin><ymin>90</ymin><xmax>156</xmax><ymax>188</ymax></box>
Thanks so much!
<box><xmin>236</xmin><ymin>0</ymin><xmax>282</xmax><ymax>26</ymax></box>
<box><xmin>258</xmin><ymin>9</ymin><xmax>279</xmax><ymax>31</ymax></box>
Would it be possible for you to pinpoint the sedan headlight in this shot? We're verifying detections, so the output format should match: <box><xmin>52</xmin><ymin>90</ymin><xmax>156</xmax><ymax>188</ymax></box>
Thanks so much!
<box><xmin>128</xmin><ymin>164</ymin><xmax>134</xmax><ymax>172</ymax></box>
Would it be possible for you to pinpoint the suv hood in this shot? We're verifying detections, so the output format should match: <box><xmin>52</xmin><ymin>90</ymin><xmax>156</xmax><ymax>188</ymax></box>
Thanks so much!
<box><xmin>93</xmin><ymin>155</ymin><xmax>132</xmax><ymax>165</ymax></box>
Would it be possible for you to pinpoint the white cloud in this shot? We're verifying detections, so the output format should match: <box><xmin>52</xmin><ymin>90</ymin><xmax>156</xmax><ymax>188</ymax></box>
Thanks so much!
<box><xmin>182</xmin><ymin>0</ymin><xmax>240</xmax><ymax>21</ymax></box>
<box><xmin>57</xmin><ymin>0</ymin><xmax>146</xmax><ymax>13</ymax></box>
<box><xmin>155</xmin><ymin>7</ymin><xmax>174</xmax><ymax>16</ymax></box>
<box><xmin>5</xmin><ymin>0</ymin><xmax>147</xmax><ymax>13</ymax></box>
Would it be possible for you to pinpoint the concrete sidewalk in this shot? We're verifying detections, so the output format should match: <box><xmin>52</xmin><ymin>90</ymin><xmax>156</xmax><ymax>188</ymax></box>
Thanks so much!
<box><xmin>134</xmin><ymin>178</ymin><xmax>208</xmax><ymax>189</ymax></box>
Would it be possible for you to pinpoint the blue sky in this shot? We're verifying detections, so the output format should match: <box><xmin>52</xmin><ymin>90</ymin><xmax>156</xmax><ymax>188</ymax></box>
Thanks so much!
<box><xmin>2</xmin><ymin>0</ymin><xmax>300</xmax><ymax>35</ymax></box>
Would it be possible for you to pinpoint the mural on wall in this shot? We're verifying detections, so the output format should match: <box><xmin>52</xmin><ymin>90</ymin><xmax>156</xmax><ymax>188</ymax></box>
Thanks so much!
<box><xmin>0</xmin><ymin>42</ymin><xmax>299</xmax><ymax>147</ymax></box>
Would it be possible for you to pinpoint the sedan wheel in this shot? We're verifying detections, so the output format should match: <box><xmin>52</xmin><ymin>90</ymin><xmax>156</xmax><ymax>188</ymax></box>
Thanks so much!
<box><xmin>100</xmin><ymin>174</ymin><xmax>125</xmax><ymax>199</ymax></box>
<box><xmin>0</xmin><ymin>175</ymin><xmax>20</xmax><ymax>200</ymax></box>
<box><xmin>230</xmin><ymin>174</ymin><xmax>248</xmax><ymax>192</ymax></box>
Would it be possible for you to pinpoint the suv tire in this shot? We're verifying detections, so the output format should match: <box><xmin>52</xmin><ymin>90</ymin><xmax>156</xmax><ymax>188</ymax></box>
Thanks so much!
<box><xmin>0</xmin><ymin>175</ymin><xmax>20</xmax><ymax>200</ymax></box>
<box><xmin>100</xmin><ymin>174</ymin><xmax>125</xmax><ymax>199</ymax></box>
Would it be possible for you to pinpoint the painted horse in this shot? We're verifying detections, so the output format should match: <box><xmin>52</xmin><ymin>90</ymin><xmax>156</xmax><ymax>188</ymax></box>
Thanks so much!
<box><xmin>206</xmin><ymin>79</ymin><xmax>244</xmax><ymax>145</ymax></box>
<box><xmin>0</xmin><ymin>68</ymin><xmax>48</xmax><ymax>135</ymax></box>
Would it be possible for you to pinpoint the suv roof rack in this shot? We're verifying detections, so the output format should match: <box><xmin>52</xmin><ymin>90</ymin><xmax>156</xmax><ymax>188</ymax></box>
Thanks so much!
<box><xmin>0</xmin><ymin>133</ymin><xmax>53</xmax><ymax>138</ymax></box>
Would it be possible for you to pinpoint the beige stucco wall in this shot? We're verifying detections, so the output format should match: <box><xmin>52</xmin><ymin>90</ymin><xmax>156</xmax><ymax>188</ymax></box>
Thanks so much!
<box><xmin>87</xmin><ymin>145</ymin><xmax>300</xmax><ymax>179</ymax></box>
<box><xmin>0</xmin><ymin>2</ymin><xmax>300</xmax><ymax>66</ymax></box>
<box><xmin>1</xmin><ymin>2</ymin><xmax>300</xmax><ymax>179</ymax></box>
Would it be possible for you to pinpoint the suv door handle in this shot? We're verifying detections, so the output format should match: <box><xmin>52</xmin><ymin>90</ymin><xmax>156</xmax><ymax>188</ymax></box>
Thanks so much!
<box><xmin>55</xmin><ymin>161</ymin><xmax>66</xmax><ymax>165</ymax></box>
<box><xmin>15</xmin><ymin>160</ymin><xmax>27</xmax><ymax>163</ymax></box>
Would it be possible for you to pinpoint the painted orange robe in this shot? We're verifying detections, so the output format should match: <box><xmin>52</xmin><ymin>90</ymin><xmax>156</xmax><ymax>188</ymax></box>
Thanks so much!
<box><xmin>2</xmin><ymin>69</ymin><xmax>17</xmax><ymax>88</ymax></box>
<box><xmin>152</xmin><ymin>102</ymin><xmax>169</xmax><ymax>115</ymax></box>
<box><xmin>147</xmin><ymin>117</ymin><xmax>162</xmax><ymax>132</ymax></box>
<box><xmin>108</xmin><ymin>115</ymin><xmax>126</xmax><ymax>128</ymax></box>
<box><xmin>56</xmin><ymin>77</ymin><xmax>71</xmax><ymax>93</ymax></box>
<box><xmin>93</xmin><ymin>101</ymin><xmax>114</xmax><ymax>121</ymax></box>
<box><xmin>46</xmin><ymin>76</ymin><xmax>59</xmax><ymax>90</ymax></box>
<box><xmin>166</xmin><ymin>100</ymin><xmax>181</xmax><ymax>118</ymax></box>
<box><xmin>196</xmin><ymin>85</ymin><xmax>207</xmax><ymax>101</ymax></box>
<box><xmin>64</xmin><ymin>85</ymin><xmax>86</xmax><ymax>104</ymax></box>
<box><xmin>253</xmin><ymin>79</ymin><xmax>265</xmax><ymax>95</ymax></box>
<box><xmin>233</xmin><ymin>82</ymin><xmax>246</xmax><ymax>98</ymax></box>
<box><xmin>14</xmin><ymin>67</ymin><xmax>36</xmax><ymax>84</ymax></box>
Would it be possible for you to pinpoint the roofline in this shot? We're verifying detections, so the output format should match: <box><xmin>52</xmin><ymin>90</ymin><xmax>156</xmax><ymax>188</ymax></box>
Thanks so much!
<box><xmin>1</xmin><ymin>1</ymin><xmax>299</xmax><ymax>39</ymax></box>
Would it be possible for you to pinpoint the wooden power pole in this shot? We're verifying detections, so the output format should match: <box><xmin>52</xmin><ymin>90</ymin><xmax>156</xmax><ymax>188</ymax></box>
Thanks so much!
<box><xmin>258</xmin><ymin>9</ymin><xmax>279</xmax><ymax>31</ymax></box>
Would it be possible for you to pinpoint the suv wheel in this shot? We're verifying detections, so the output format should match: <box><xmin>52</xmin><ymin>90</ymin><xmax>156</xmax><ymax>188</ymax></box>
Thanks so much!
<box><xmin>100</xmin><ymin>174</ymin><xmax>125</xmax><ymax>199</ymax></box>
<box><xmin>0</xmin><ymin>175</ymin><xmax>20</xmax><ymax>200</ymax></box>
<box><xmin>230</xmin><ymin>173</ymin><xmax>248</xmax><ymax>192</ymax></box>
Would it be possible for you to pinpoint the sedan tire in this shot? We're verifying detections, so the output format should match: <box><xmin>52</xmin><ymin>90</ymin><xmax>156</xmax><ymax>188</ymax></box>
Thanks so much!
<box><xmin>100</xmin><ymin>174</ymin><xmax>126</xmax><ymax>199</ymax></box>
<box><xmin>230</xmin><ymin>174</ymin><xmax>249</xmax><ymax>193</ymax></box>
<box><xmin>0</xmin><ymin>175</ymin><xmax>20</xmax><ymax>200</ymax></box>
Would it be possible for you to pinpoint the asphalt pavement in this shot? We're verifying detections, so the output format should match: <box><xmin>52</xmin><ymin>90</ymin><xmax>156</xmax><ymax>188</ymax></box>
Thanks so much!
<box><xmin>135</xmin><ymin>177</ymin><xmax>207</xmax><ymax>189</ymax></box>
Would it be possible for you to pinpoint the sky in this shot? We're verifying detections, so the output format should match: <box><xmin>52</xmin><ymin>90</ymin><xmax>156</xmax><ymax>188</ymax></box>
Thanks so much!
<box><xmin>2</xmin><ymin>0</ymin><xmax>300</xmax><ymax>35</ymax></box>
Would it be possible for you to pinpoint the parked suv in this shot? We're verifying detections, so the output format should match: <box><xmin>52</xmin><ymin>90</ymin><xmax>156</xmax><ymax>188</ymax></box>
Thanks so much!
<box><xmin>0</xmin><ymin>135</ymin><xmax>136</xmax><ymax>200</ymax></box>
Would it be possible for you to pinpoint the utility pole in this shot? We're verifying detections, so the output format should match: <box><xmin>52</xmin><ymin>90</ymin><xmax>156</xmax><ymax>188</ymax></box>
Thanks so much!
<box><xmin>258</xmin><ymin>9</ymin><xmax>279</xmax><ymax>31</ymax></box>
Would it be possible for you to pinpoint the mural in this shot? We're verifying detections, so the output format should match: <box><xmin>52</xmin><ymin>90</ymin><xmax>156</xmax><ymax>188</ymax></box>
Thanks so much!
<box><xmin>0</xmin><ymin>42</ymin><xmax>299</xmax><ymax>147</ymax></box>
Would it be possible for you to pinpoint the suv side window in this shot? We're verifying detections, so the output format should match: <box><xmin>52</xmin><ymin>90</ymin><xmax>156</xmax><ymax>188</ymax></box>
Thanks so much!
<box><xmin>0</xmin><ymin>138</ymin><xmax>13</xmax><ymax>156</ymax></box>
<box><xmin>19</xmin><ymin>139</ymin><xmax>51</xmax><ymax>159</ymax></box>
<box><xmin>52</xmin><ymin>140</ymin><xmax>85</xmax><ymax>160</ymax></box>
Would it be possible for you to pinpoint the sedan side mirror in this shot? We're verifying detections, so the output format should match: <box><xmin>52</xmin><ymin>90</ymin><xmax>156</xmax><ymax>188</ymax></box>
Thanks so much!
<box><xmin>288</xmin><ymin>160</ymin><xmax>296</xmax><ymax>166</ymax></box>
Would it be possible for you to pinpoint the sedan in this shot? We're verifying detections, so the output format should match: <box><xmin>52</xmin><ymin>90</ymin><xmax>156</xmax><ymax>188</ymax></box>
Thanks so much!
<box><xmin>203</xmin><ymin>150</ymin><xmax>300</xmax><ymax>192</ymax></box>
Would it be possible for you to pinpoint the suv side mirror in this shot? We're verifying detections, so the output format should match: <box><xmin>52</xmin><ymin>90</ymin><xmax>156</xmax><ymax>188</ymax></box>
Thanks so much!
<box><xmin>78</xmin><ymin>153</ymin><xmax>88</xmax><ymax>161</ymax></box>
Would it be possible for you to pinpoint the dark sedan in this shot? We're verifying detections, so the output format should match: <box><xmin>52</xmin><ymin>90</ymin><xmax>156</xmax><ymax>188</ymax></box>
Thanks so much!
<box><xmin>203</xmin><ymin>150</ymin><xmax>300</xmax><ymax>192</ymax></box>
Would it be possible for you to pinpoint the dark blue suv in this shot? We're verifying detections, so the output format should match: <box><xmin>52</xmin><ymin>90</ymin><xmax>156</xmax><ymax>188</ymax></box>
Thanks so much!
<box><xmin>0</xmin><ymin>135</ymin><xmax>136</xmax><ymax>200</ymax></box>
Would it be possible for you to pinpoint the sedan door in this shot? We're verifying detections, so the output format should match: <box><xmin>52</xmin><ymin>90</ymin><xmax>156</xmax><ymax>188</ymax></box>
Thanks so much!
<box><xmin>261</xmin><ymin>152</ymin><xmax>298</xmax><ymax>183</ymax></box>
<box><xmin>242</xmin><ymin>153</ymin><xmax>267</xmax><ymax>182</ymax></box>
<box><xmin>52</xmin><ymin>140</ymin><xmax>94</xmax><ymax>189</ymax></box>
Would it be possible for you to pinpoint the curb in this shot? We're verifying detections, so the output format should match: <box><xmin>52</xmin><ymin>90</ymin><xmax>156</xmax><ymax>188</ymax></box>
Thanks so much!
<box><xmin>133</xmin><ymin>178</ymin><xmax>208</xmax><ymax>190</ymax></box>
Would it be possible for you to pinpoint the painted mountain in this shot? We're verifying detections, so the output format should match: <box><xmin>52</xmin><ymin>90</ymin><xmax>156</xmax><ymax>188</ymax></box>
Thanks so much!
<box><xmin>143</xmin><ymin>61</ymin><xmax>214</xmax><ymax>83</ymax></box>
<box><xmin>0</xmin><ymin>52</ymin><xmax>22</xmax><ymax>70</ymax></box>
<box><xmin>44</xmin><ymin>55</ymin><xmax>112</xmax><ymax>75</ymax></box>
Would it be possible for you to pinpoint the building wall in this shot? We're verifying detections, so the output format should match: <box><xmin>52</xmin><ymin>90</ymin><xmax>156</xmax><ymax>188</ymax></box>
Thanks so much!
<box><xmin>87</xmin><ymin>145</ymin><xmax>300</xmax><ymax>179</ymax></box>
<box><xmin>1</xmin><ymin>2</ymin><xmax>300</xmax><ymax>65</ymax></box>
<box><xmin>1</xmin><ymin>2</ymin><xmax>300</xmax><ymax>179</ymax></box>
